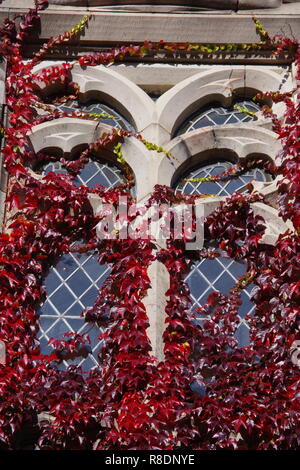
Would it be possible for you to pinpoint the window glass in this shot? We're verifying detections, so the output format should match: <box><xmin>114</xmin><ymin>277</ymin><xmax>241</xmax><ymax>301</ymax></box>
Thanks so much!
<box><xmin>175</xmin><ymin>160</ymin><xmax>273</xmax><ymax>196</ymax></box>
<box><xmin>38</xmin><ymin>247</ymin><xmax>110</xmax><ymax>370</ymax></box>
<box><xmin>56</xmin><ymin>99</ymin><xmax>134</xmax><ymax>132</ymax></box>
<box><xmin>40</xmin><ymin>99</ymin><xmax>133</xmax><ymax>188</ymax></box>
<box><xmin>37</xmin><ymin>101</ymin><xmax>134</xmax><ymax>368</ymax></box>
<box><xmin>43</xmin><ymin>159</ymin><xmax>124</xmax><ymax>189</ymax></box>
<box><xmin>185</xmin><ymin>252</ymin><xmax>254</xmax><ymax>347</ymax></box>
<box><xmin>176</xmin><ymin>100</ymin><xmax>260</xmax><ymax>135</ymax></box>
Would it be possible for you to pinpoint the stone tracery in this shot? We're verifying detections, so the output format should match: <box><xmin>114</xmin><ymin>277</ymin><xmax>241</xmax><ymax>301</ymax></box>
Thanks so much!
<box><xmin>27</xmin><ymin>63</ymin><xmax>289</xmax><ymax>361</ymax></box>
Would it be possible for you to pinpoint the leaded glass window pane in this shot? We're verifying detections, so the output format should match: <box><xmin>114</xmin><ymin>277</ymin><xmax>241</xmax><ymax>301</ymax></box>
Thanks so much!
<box><xmin>56</xmin><ymin>99</ymin><xmax>134</xmax><ymax>132</ymax></box>
<box><xmin>41</xmin><ymin>99</ymin><xmax>132</xmax><ymax>188</ymax></box>
<box><xmin>175</xmin><ymin>160</ymin><xmax>273</xmax><ymax>196</ymax></box>
<box><xmin>43</xmin><ymin>159</ymin><xmax>124</xmax><ymax>189</ymax></box>
<box><xmin>176</xmin><ymin>100</ymin><xmax>260</xmax><ymax>136</ymax></box>
<box><xmin>185</xmin><ymin>253</ymin><xmax>254</xmax><ymax>347</ymax></box>
<box><xmin>38</xmin><ymin>248</ymin><xmax>110</xmax><ymax>370</ymax></box>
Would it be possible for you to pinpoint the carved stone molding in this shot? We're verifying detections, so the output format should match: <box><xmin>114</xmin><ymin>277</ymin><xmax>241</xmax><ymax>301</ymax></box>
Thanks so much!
<box><xmin>47</xmin><ymin>0</ymin><xmax>290</xmax><ymax>10</ymax></box>
<box><xmin>158</xmin><ymin>125</ymin><xmax>281</xmax><ymax>190</ymax></box>
<box><xmin>33</xmin><ymin>63</ymin><xmax>290</xmax><ymax>147</ymax></box>
<box><xmin>154</xmin><ymin>66</ymin><xmax>290</xmax><ymax>139</ymax></box>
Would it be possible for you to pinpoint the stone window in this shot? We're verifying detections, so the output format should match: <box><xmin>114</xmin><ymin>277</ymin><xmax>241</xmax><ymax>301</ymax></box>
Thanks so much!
<box><xmin>36</xmin><ymin>99</ymin><xmax>133</xmax><ymax>369</ymax></box>
<box><xmin>22</xmin><ymin>63</ymin><xmax>292</xmax><ymax>362</ymax></box>
<box><xmin>174</xmin><ymin>156</ymin><xmax>273</xmax><ymax>349</ymax></box>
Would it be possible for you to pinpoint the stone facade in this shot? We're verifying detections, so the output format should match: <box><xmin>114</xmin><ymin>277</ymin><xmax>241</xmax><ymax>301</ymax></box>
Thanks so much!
<box><xmin>0</xmin><ymin>1</ymin><xmax>297</xmax><ymax>361</ymax></box>
<box><xmin>26</xmin><ymin>62</ymin><xmax>295</xmax><ymax>359</ymax></box>
<box><xmin>1</xmin><ymin>1</ymin><xmax>300</xmax><ymax>46</ymax></box>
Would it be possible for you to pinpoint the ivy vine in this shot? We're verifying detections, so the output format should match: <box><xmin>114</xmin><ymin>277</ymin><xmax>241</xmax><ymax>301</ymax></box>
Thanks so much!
<box><xmin>0</xmin><ymin>1</ymin><xmax>298</xmax><ymax>450</ymax></box>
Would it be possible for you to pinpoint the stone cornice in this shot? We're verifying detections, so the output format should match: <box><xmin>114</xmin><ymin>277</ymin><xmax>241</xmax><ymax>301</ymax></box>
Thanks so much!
<box><xmin>0</xmin><ymin>2</ymin><xmax>299</xmax><ymax>62</ymax></box>
<box><xmin>46</xmin><ymin>0</ymin><xmax>296</xmax><ymax>10</ymax></box>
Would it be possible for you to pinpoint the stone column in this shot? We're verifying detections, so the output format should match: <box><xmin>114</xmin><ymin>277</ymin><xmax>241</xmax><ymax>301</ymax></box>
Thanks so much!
<box><xmin>0</xmin><ymin>59</ymin><xmax>7</xmax><ymax>230</ymax></box>
<box><xmin>144</xmin><ymin>259</ymin><xmax>169</xmax><ymax>362</ymax></box>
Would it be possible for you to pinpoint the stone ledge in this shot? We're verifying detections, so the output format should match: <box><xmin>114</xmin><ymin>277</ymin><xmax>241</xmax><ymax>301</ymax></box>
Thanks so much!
<box><xmin>0</xmin><ymin>6</ymin><xmax>299</xmax><ymax>46</ymax></box>
<box><xmin>2</xmin><ymin>0</ymin><xmax>300</xmax><ymax>13</ymax></box>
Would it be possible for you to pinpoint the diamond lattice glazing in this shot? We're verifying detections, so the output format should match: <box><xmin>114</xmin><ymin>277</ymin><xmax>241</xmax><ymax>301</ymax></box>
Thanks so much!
<box><xmin>175</xmin><ymin>160</ymin><xmax>273</xmax><ymax>196</ymax></box>
<box><xmin>43</xmin><ymin>159</ymin><xmax>124</xmax><ymax>189</ymax></box>
<box><xmin>38</xmin><ymin>248</ymin><xmax>110</xmax><ymax>370</ymax></box>
<box><xmin>176</xmin><ymin>100</ymin><xmax>260</xmax><ymax>135</ymax></box>
<box><xmin>57</xmin><ymin>99</ymin><xmax>134</xmax><ymax>131</ymax></box>
<box><xmin>185</xmin><ymin>253</ymin><xmax>255</xmax><ymax>347</ymax></box>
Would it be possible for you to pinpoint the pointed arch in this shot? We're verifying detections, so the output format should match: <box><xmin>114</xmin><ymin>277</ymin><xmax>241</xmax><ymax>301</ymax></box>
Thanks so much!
<box><xmin>155</xmin><ymin>67</ymin><xmax>289</xmax><ymax>138</ymax></box>
<box><xmin>33</xmin><ymin>63</ymin><xmax>154</xmax><ymax>132</ymax></box>
<box><xmin>156</xmin><ymin>125</ymin><xmax>281</xmax><ymax>195</ymax></box>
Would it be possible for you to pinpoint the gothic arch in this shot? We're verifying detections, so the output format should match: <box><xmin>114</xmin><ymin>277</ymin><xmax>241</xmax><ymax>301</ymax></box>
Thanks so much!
<box><xmin>155</xmin><ymin>67</ymin><xmax>290</xmax><ymax>138</ymax></box>
<box><xmin>28</xmin><ymin>117</ymin><xmax>153</xmax><ymax>201</ymax></box>
<box><xmin>33</xmin><ymin>63</ymin><xmax>154</xmax><ymax>132</ymax></box>
<box><xmin>29</xmin><ymin>118</ymin><xmax>110</xmax><ymax>154</ymax></box>
<box><xmin>156</xmin><ymin>124</ymin><xmax>281</xmax><ymax>192</ymax></box>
